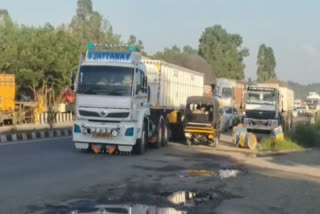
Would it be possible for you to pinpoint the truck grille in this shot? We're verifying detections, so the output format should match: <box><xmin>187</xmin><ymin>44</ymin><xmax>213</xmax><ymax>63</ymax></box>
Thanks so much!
<box><xmin>79</xmin><ymin>110</ymin><xmax>100</xmax><ymax>117</ymax></box>
<box><xmin>246</xmin><ymin>110</ymin><xmax>276</xmax><ymax>119</ymax></box>
<box><xmin>107</xmin><ymin>112</ymin><xmax>130</xmax><ymax>118</ymax></box>
<box><xmin>79</xmin><ymin>110</ymin><xmax>129</xmax><ymax>118</ymax></box>
<box><xmin>308</xmin><ymin>106</ymin><xmax>316</xmax><ymax>110</ymax></box>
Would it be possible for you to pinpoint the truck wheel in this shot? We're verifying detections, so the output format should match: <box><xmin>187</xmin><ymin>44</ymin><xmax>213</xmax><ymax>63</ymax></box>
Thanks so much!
<box><xmin>155</xmin><ymin>118</ymin><xmax>164</xmax><ymax>148</ymax></box>
<box><xmin>209</xmin><ymin>137</ymin><xmax>219</xmax><ymax>147</ymax></box>
<box><xmin>133</xmin><ymin>123</ymin><xmax>147</xmax><ymax>155</ymax></box>
<box><xmin>214</xmin><ymin>137</ymin><xmax>219</xmax><ymax>147</ymax></box>
<box><xmin>161</xmin><ymin>122</ymin><xmax>168</xmax><ymax>146</ymax></box>
<box><xmin>186</xmin><ymin>138</ymin><xmax>192</xmax><ymax>146</ymax></box>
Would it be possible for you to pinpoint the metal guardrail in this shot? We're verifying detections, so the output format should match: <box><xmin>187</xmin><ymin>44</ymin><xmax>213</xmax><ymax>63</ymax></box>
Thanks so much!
<box><xmin>39</xmin><ymin>112</ymin><xmax>74</xmax><ymax>124</ymax></box>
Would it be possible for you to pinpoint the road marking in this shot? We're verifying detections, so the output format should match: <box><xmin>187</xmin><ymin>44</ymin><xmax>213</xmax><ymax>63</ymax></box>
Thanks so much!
<box><xmin>0</xmin><ymin>136</ymin><xmax>72</xmax><ymax>146</ymax></box>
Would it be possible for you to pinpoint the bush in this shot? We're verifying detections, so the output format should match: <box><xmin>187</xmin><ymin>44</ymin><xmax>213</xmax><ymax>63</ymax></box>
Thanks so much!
<box><xmin>287</xmin><ymin>122</ymin><xmax>320</xmax><ymax>147</ymax></box>
<box><xmin>259</xmin><ymin>137</ymin><xmax>303</xmax><ymax>152</ymax></box>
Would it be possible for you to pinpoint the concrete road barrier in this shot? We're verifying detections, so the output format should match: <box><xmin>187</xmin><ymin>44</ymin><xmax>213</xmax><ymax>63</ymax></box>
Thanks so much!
<box><xmin>0</xmin><ymin>127</ymin><xmax>72</xmax><ymax>144</ymax></box>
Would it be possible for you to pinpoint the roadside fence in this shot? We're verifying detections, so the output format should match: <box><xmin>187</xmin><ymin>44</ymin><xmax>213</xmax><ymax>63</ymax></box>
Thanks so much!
<box><xmin>38</xmin><ymin>112</ymin><xmax>74</xmax><ymax>124</ymax></box>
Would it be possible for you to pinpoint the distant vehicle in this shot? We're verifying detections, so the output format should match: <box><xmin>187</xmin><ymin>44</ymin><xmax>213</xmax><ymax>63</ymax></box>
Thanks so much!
<box><xmin>243</xmin><ymin>81</ymin><xmax>294</xmax><ymax>132</ymax></box>
<box><xmin>222</xmin><ymin>106</ymin><xmax>240</xmax><ymax>131</ymax></box>
<box><xmin>0</xmin><ymin>74</ymin><xmax>41</xmax><ymax>126</ymax></box>
<box><xmin>220</xmin><ymin>106</ymin><xmax>239</xmax><ymax>132</ymax></box>
<box><xmin>305</xmin><ymin>92</ymin><xmax>320</xmax><ymax>117</ymax></box>
<box><xmin>294</xmin><ymin>99</ymin><xmax>303</xmax><ymax>109</ymax></box>
<box><xmin>184</xmin><ymin>96</ymin><xmax>220</xmax><ymax>147</ymax></box>
<box><xmin>215</xmin><ymin>78</ymin><xmax>245</xmax><ymax>109</ymax></box>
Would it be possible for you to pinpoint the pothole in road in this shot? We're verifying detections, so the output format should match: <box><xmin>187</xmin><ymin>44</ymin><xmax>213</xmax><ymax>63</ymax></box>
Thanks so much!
<box><xmin>34</xmin><ymin>190</ymin><xmax>241</xmax><ymax>214</ymax></box>
<box><xmin>159</xmin><ymin>190</ymin><xmax>232</xmax><ymax>206</ymax></box>
<box><xmin>42</xmin><ymin>203</ymin><xmax>186</xmax><ymax>214</ymax></box>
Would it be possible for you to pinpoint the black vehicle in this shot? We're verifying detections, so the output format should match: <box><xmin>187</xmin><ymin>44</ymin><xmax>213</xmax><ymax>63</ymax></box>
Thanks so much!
<box><xmin>184</xmin><ymin>96</ymin><xmax>221</xmax><ymax>146</ymax></box>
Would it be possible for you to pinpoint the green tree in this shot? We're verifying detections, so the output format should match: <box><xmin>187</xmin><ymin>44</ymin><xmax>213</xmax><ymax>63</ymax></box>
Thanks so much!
<box><xmin>153</xmin><ymin>45</ymin><xmax>181</xmax><ymax>61</ymax></box>
<box><xmin>153</xmin><ymin>45</ymin><xmax>198</xmax><ymax>61</ymax></box>
<box><xmin>70</xmin><ymin>0</ymin><xmax>120</xmax><ymax>51</ymax></box>
<box><xmin>182</xmin><ymin>45</ymin><xmax>197</xmax><ymax>55</ymax></box>
<box><xmin>0</xmin><ymin>9</ymin><xmax>12</xmax><ymax>27</ymax></box>
<box><xmin>256</xmin><ymin>44</ymin><xmax>276</xmax><ymax>82</ymax></box>
<box><xmin>198</xmin><ymin>25</ymin><xmax>249</xmax><ymax>80</ymax></box>
<box><xmin>153</xmin><ymin>45</ymin><xmax>215</xmax><ymax>84</ymax></box>
<box><xmin>0</xmin><ymin>10</ymin><xmax>20</xmax><ymax>74</ymax></box>
<box><xmin>127</xmin><ymin>34</ymin><xmax>144</xmax><ymax>52</ymax></box>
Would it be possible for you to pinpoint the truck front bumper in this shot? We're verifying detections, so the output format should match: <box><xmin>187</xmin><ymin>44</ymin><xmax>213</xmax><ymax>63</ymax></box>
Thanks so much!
<box><xmin>243</xmin><ymin>118</ymin><xmax>278</xmax><ymax>131</ymax></box>
<box><xmin>72</xmin><ymin>120</ymin><xmax>138</xmax><ymax>149</ymax></box>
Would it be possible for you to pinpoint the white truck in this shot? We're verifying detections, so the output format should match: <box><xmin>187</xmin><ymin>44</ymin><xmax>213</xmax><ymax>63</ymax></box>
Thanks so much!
<box><xmin>72</xmin><ymin>44</ymin><xmax>204</xmax><ymax>154</ymax></box>
<box><xmin>306</xmin><ymin>92</ymin><xmax>320</xmax><ymax>117</ymax></box>
<box><xmin>243</xmin><ymin>82</ymin><xmax>294</xmax><ymax>132</ymax></box>
<box><xmin>215</xmin><ymin>78</ymin><xmax>245</xmax><ymax>109</ymax></box>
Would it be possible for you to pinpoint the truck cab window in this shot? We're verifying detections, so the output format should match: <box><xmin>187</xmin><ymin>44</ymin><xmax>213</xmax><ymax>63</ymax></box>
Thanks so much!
<box><xmin>136</xmin><ymin>70</ymin><xmax>146</xmax><ymax>95</ymax></box>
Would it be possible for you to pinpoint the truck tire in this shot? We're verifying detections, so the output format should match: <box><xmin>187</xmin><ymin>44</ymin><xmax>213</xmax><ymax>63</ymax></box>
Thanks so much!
<box><xmin>214</xmin><ymin>137</ymin><xmax>219</xmax><ymax>147</ymax></box>
<box><xmin>161</xmin><ymin>121</ymin><xmax>168</xmax><ymax>146</ymax></box>
<box><xmin>155</xmin><ymin>117</ymin><xmax>164</xmax><ymax>148</ymax></box>
<box><xmin>186</xmin><ymin>138</ymin><xmax>192</xmax><ymax>146</ymax></box>
<box><xmin>133</xmin><ymin>122</ymin><xmax>147</xmax><ymax>155</ymax></box>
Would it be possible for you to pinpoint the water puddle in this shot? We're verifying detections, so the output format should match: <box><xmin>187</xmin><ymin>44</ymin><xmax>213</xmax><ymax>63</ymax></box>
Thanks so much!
<box><xmin>42</xmin><ymin>202</ymin><xmax>186</xmax><ymax>214</ymax></box>
<box><xmin>162</xmin><ymin>191</ymin><xmax>219</xmax><ymax>206</ymax></box>
<box><xmin>74</xmin><ymin>204</ymin><xmax>186</xmax><ymax>214</ymax></box>
<box><xmin>37</xmin><ymin>190</ymin><xmax>237</xmax><ymax>214</ymax></box>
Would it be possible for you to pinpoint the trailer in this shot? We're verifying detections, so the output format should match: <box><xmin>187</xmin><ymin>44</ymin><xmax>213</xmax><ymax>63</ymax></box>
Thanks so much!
<box><xmin>72</xmin><ymin>44</ymin><xmax>204</xmax><ymax>154</ymax></box>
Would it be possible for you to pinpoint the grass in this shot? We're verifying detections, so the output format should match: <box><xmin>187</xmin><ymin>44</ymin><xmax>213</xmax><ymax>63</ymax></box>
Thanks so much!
<box><xmin>259</xmin><ymin>137</ymin><xmax>303</xmax><ymax>152</ymax></box>
<box><xmin>259</xmin><ymin>120</ymin><xmax>320</xmax><ymax>152</ymax></box>
<box><xmin>287</xmin><ymin>122</ymin><xmax>320</xmax><ymax>148</ymax></box>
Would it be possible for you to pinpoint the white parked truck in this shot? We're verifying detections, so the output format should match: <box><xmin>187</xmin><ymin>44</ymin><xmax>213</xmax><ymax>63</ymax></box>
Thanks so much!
<box><xmin>72</xmin><ymin>44</ymin><xmax>204</xmax><ymax>154</ymax></box>
<box><xmin>215</xmin><ymin>78</ymin><xmax>245</xmax><ymax>109</ymax></box>
<box><xmin>243</xmin><ymin>81</ymin><xmax>294</xmax><ymax>132</ymax></box>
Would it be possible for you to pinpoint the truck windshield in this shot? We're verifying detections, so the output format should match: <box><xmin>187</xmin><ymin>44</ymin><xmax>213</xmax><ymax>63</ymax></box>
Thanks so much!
<box><xmin>247</xmin><ymin>91</ymin><xmax>276</xmax><ymax>105</ymax></box>
<box><xmin>77</xmin><ymin>66</ymin><xmax>133</xmax><ymax>96</ymax></box>
<box><xmin>307</xmin><ymin>99</ymin><xmax>319</xmax><ymax>106</ymax></box>
<box><xmin>221</xmin><ymin>87</ymin><xmax>232</xmax><ymax>98</ymax></box>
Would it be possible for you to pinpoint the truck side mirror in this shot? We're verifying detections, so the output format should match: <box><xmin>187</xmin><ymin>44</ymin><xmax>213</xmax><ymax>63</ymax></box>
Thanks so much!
<box><xmin>143</xmin><ymin>76</ymin><xmax>148</xmax><ymax>93</ymax></box>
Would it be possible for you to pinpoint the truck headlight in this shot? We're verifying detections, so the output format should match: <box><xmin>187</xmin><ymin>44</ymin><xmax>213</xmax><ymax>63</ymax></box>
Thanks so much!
<box><xmin>112</xmin><ymin>130</ymin><xmax>118</xmax><ymax>137</ymax></box>
<box><xmin>96</xmin><ymin>128</ymin><xmax>101</xmax><ymax>134</ymax></box>
<box><xmin>101</xmin><ymin>129</ymin><xmax>106</xmax><ymax>135</ymax></box>
<box><xmin>82</xmin><ymin>128</ymin><xmax>88</xmax><ymax>135</ymax></box>
<box><xmin>90</xmin><ymin>128</ymin><xmax>95</xmax><ymax>134</ymax></box>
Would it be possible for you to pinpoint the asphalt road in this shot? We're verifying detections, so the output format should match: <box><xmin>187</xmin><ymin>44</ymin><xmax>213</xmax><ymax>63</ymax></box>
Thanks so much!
<box><xmin>1</xmin><ymin>133</ymin><xmax>320</xmax><ymax>214</ymax></box>
<box><xmin>0</xmin><ymin>137</ymin><xmax>233</xmax><ymax>213</ymax></box>
<box><xmin>0</xmin><ymin>137</ymin><xmax>158</xmax><ymax>213</ymax></box>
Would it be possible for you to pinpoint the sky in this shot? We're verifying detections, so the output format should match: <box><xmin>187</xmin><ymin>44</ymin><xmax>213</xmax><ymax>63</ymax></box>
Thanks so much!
<box><xmin>1</xmin><ymin>0</ymin><xmax>320</xmax><ymax>84</ymax></box>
